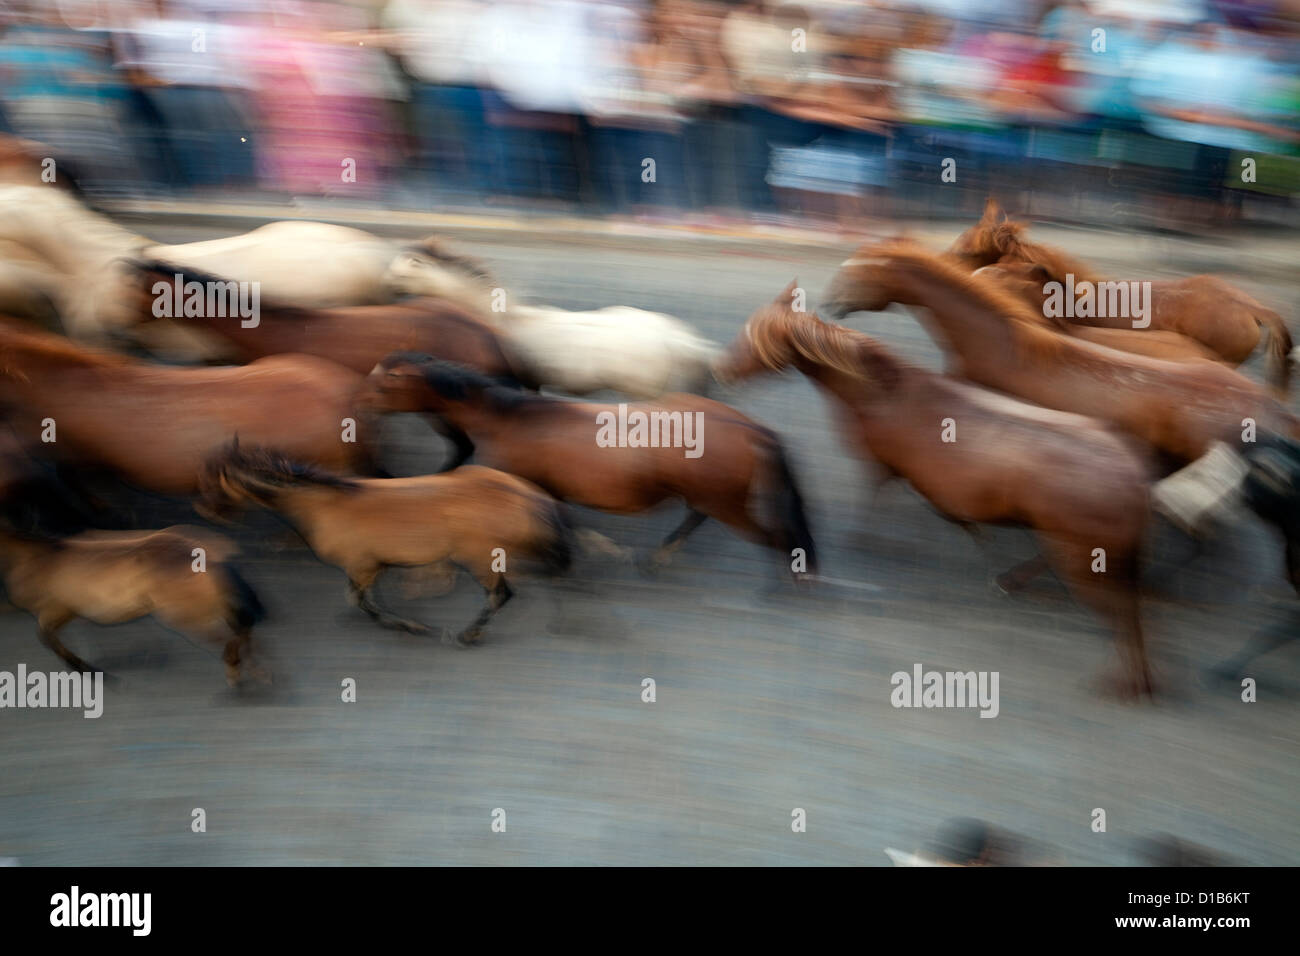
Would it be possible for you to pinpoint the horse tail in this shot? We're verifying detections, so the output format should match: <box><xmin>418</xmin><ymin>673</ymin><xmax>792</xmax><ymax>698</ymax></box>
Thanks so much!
<box><xmin>534</xmin><ymin>499</ymin><xmax>575</xmax><ymax>576</ymax></box>
<box><xmin>1255</xmin><ymin>305</ymin><xmax>1293</xmax><ymax>394</ymax></box>
<box><xmin>763</xmin><ymin>436</ymin><xmax>817</xmax><ymax>574</ymax></box>
<box><xmin>220</xmin><ymin>563</ymin><xmax>267</xmax><ymax>631</ymax></box>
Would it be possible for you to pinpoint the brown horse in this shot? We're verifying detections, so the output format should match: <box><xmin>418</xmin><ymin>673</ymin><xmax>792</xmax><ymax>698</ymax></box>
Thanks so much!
<box><xmin>0</xmin><ymin>321</ymin><xmax>374</xmax><ymax>496</ymax></box>
<box><xmin>972</xmin><ymin>262</ymin><xmax>1226</xmax><ymax>365</ymax></box>
<box><xmin>714</xmin><ymin>285</ymin><xmax>1155</xmax><ymax>696</ymax></box>
<box><xmin>948</xmin><ymin>200</ymin><xmax>1293</xmax><ymax>390</ymax></box>
<box><xmin>821</xmin><ymin>241</ymin><xmax>1299</xmax><ymax>466</ymax></box>
<box><xmin>0</xmin><ymin>525</ymin><xmax>266</xmax><ymax>686</ymax></box>
<box><xmin>358</xmin><ymin>354</ymin><xmax>817</xmax><ymax>576</ymax></box>
<box><xmin>128</xmin><ymin>261</ymin><xmax>532</xmax><ymax>468</ymax></box>
<box><xmin>199</xmin><ymin>441</ymin><xmax>571</xmax><ymax>644</ymax></box>
<box><xmin>128</xmin><ymin>261</ymin><xmax>529</xmax><ymax>383</ymax></box>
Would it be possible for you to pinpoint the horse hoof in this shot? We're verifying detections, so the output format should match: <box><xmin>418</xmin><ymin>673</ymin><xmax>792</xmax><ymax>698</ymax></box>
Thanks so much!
<box><xmin>989</xmin><ymin>575</ymin><xmax>1012</xmax><ymax>598</ymax></box>
<box><xmin>455</xmin><ymin>629</ymin><xmax>482</xmax><ymax>647</ymax></box>
<box><xmin>1094</xmin><ymin>668</ymin><xmax>1156</xmax><ymax>702</ymax></box>
<box><xmin>637</xmin><ymin>552</ymin><xmax>669</xmax><ymax>577</ymax></box>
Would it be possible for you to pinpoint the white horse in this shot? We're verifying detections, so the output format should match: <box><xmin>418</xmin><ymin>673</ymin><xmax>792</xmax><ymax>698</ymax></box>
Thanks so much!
<box><xmin>384</xmin><ymin>239</ymin><xmax>721</xmax><ymax>397</ymax></box>
<box><xmin>0</xmin><ymin>185</ymin><xmax>413</xmax><ymax>359</ymax></box>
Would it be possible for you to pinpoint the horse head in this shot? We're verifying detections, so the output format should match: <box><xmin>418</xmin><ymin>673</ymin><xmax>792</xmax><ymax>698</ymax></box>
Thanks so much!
<box><xmin>384</xmin><ymin>237</ymin><xmax>495</xmax><ymax>309</ymax></box>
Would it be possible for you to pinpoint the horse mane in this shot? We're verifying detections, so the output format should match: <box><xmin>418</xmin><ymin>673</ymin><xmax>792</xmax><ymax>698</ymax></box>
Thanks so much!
<box><xmin>208</xmin><ymin>442</ymin><xmax>360</xmax><ymax>492</ymax></box>
<box><xmin>386</xmin><ymin>354</ymin><xmax>534</xmax><ymax>408</ymax></box>
<box><xmin>0</xmin><ymin>321</ymin><xmax>128</xmax><ymax>382</ymax></box>
<box><xmin>877</xmin><ymin>240</ymin><xmax>1060</xmax><ymax>325</ymax></box>
<box><xmin>746</xmin><ymin>306</ymin><xmax>904</xmax><ymax>389</ymax></box>
<box><xmin>405</xmin><ymin>237</ymin><xmax>495</xmax><ymax>284</ymax></box>
<box><xmin>966</xmin><ymin>218</ymin><xmax>1103</xmax><ymax>287</ymax></box>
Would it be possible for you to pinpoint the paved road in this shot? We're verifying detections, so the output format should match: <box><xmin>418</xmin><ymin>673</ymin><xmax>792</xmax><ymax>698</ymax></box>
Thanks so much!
<box><xmin>1</xmin><ymin>221</ymin><xmax>1297</xmax><ymax>865</ymax></box>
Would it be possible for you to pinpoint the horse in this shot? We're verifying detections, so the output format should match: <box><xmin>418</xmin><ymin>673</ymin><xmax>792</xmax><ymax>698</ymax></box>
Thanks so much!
<box><xmin>972</xmin><ymin>263</ymin><xmax>1227</xmax><ymax>365</ymax></box>
<box><xmin>0</xmin><ymin>321</ymin><xmax>375</xmax><ymax>497</ymax></box>
<box><xmin>198</xmin><ymin>441</ymin><xmax>572</xmax><ymax>644</ymax></box>
<box><xmin>359</xmin><ymin>354</ymin><xmax>817</xmax><ymax>577</ymax></box>
<box><xmin>128</xmin><ymin>261</ymin><xmax>531</xmax><ymax>468</ymax></box>
<box><xmin>0</xmin><ymin>525</ymin><xmax>266</xmax><ymax>686</ymax></box>
<box><xmin>713</xmin><ymin>284</ymin><xmax>1156</xmax><ymax>696</ymax></box>
<box><xmin>948</xmin><ymin>199</ymin><xmax>1293</xmax><ymax>390</ymax></box>
<box><xmin>820</xmin><ymin>240</ymin><xmax>1300</xmax><ymax>467</ymax></box>
<box><xmin>384</xmin><ymin>238</ymin><xmax>722</xmax><ymax>397</ymax></box>
<box><xmin>0</xmin><ymin>185</ymin><xmax>434</xmax><ymax>359</ymax></box>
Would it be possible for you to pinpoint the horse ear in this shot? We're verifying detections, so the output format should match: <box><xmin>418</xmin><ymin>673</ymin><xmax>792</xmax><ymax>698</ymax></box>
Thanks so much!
<box><xmin>775</xmin><ymin>279</ymin><xmax>799</xmax><ymax>306</ymax></box>
<box><xmin>981</xmin><ymin>197</ymin><xmax>1002</xmax><ymax>223</ymax></box>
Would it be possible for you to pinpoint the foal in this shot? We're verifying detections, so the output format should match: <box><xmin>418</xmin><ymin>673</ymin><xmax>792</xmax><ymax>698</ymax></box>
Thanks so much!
<box><xmin>199</xmin><ymin>441</ymin><xmax>572</xmax><ymax>644</ymax></box>
<box><xmin>715</xmin><ymin>286</ymin><xmax>1156</xmax><ymax>696</ymax></box>
<box><xmin>360</xmin><ymin>354</ymin><xmax>817</xmax><ymax>577</ymax></box>
<box><xmin>0</xmin><ymin>525</ymin><xmax>266</xmax><ymax>686</ymax></box>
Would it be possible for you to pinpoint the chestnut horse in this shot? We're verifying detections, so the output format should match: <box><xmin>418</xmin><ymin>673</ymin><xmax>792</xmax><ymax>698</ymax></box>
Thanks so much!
<box><xmin>948</xmin><ymin>200</ymin><xmax>1293</xmax><ymax>390</ymax></box>
<box><xmin>821</xmin><ymin>241</ymin><xmax>1299</xmax><ymax>466</ymax></box>
<box><xmin>0</xmin><ymin>322</ymin><xmax>374</xmax><ymax>496</ymax></box>
<box><xmin>972</xmin><ymin>263</ymin><xmax>1226</xmax><ymax>365</ymax></box>
<box><xmin>714</xmin><ymin>285</ymin><xmax>1155</xmax><ymax>696</ymax></box>
<box><xmin>128</xmin><ymin>262</ymin><xmax>528</xmax><ymax>383</ymax></box>
<box><xmin>129</xmin><ymin>261</ymin><xmax>531</xmax><ymax>469</ymax></box>
<box><xmin>359</xmin><ymin>355</ymin><xmax>816</xmax><ymax>576</ymax></box>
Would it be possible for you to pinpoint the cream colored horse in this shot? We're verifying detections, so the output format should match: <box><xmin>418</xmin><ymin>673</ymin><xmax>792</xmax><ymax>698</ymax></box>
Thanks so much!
<box><xmin>384</xmin><ymin>240</ymin><xmax>721</xmax><ymax>397</ymax></box>
<box><xmin>0</xmin><ymin>185</ymin><xmax>411</xmax><ymax>359</ymax></box>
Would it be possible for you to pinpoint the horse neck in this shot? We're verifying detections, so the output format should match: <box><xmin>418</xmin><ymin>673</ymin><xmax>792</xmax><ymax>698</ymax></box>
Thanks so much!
<box><xmin>889</xmin><ymin>259</ymin><xmax>1028</xmax><ymax>363</ymax></box>
<box><xmin>792</xmin><ymin>345</ymin><xmax>905</xmax><ymax>415</ymax></box>
<box><xmin>229</xmin><ymin>473</ymin><xmax>329</xmax><ymax>525</ymax></box>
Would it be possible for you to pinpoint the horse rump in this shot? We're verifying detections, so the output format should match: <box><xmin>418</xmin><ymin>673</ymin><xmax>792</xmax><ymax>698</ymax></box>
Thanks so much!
<box><xmin>763</xmin><ymin>436</ymin><xmax>818</xmax><ymax>575</ymax></box>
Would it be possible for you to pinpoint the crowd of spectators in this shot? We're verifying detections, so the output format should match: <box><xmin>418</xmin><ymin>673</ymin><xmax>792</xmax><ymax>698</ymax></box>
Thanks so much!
<box><xmin>2</xmin><ymin>0</ymin><xmax>1298</xmax><ymax>225</ymax></box>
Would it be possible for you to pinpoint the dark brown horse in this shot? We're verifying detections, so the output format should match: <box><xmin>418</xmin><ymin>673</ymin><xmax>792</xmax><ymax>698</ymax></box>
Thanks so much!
<box><xmin>948</xmin><ymin>200</ymin><xmax>1293</xmax><ymax>390</ymax></box>
<box><xmin>715</xmin><ymin>284</ymin><xmax>1156</xmax><ymax>696</ymax></box>
<box><xmin>359</xmin><ymin>354</ymin><xmax>817</xmax><ymax>576</ymax></box>
<box><xmin>821</xmin><ymin>241</ymin><xmax>1299</xmax><ymax>466</ymax></box>
<box><xmin>0</xmin><ymin>320</ymin><xmax>374</xmax><ymax>496</ymax></box>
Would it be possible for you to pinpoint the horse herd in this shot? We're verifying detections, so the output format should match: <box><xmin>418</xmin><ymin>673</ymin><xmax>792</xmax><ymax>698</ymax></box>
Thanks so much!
<box><xmin>0</xmin><ymin>183</ymin><xmax>1294</xmax><ymax>700</ymax></box>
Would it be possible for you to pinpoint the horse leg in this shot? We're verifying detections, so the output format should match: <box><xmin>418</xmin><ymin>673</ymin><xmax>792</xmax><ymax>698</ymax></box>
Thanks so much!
<box><xmin>451</xmin><ymin>577</ymin><xmax>514</xmax><ymax>647</ymax></box>
<box><xmin>37</xmin><ymin>608</ymin><xmax>97</xmax><ymax>673</ymax></box>
<box><xmin>949</xmin><ymin>521</ymin><xmax>1048</xmax><ymax>595</ymax></box>
<box><xmin>1209</xmin><ymin>534</ymin><xmax>1300</xmax><ymax>678</ymax></box>
<box><xmin>1042</xmin><ymin>537</ymin><xmax>1153</xmax><ymax>699</ymax></box>
<box><xmin>994</xmin><ymin>554</ymin><xmax>1051</xmax><ymax>595</ymax></box>
<box><xmin>221</xmin><ymin>627</ymin><xmax>252</xmax><ymax>688</ymax></box>
<box><xmin>640</xmin><ymin>510</ymin><xmax>708</xmax><ymax>574</ymax></box>
<box><xmin>346</xmin><ymin>565</ymin><xmax>430</xmax><ymax>634</ymax></box>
